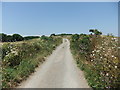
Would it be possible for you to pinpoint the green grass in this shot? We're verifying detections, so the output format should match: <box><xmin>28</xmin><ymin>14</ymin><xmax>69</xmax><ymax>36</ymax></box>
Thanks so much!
<box><xmin>2</xmin><ymin>36</ymin><xmax>62</xmax><ymax>88</ymax></box>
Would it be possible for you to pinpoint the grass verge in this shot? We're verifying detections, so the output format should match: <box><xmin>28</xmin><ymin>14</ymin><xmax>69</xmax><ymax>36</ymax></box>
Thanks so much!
<box><xmin>1</xmin><ymin>36</ymin><xmax>62</xmax><ymax>88</ymax></box>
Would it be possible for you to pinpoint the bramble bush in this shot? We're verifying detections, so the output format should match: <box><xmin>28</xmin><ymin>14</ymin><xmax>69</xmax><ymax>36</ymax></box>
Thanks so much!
<box><xmin>70</xmin><ymin>30</ymin><xmax>120</xmax><ymax>89</ymax></box>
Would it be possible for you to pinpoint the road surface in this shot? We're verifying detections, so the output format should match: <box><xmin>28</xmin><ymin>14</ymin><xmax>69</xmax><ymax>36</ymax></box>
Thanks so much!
<box><xmin>18</xmin><ymin>39</ymin><xmax>90</xmax><ymax>88</ymax></box>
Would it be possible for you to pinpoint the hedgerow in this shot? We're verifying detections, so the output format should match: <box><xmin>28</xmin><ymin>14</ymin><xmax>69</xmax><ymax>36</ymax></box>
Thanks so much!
<box><xmin>1</xmin><ymin>36</ymin><xmax>62</xmax><ymax>88</ymax></box>
<box><xmin>70</xmin><ymin>30</ymin><xmax>120</xmax><ymax>89</ymax></box>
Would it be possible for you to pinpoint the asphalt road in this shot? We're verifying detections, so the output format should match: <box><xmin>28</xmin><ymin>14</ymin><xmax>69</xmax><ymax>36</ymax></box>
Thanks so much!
<box><xmin>18</xmin><ymin>39</ymin><xmax>90</xmax><ymax>88</ymax></box>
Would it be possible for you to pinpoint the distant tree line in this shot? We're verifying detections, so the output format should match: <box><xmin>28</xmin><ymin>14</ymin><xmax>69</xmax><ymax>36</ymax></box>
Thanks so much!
<box><xmin>50</xmin><ymin>33</ymin><xmax>72</xmax><ymax>37</ymax></box>
<box><xmin>0</xmin><ymin>29</ymin><xmax>102</xmax><ymax>42</ymax></box>
<box><xmin>24</xmin><ymin>36</ymin><xmax>40</xmax><ymax>40</ymax></box>
<box><xmin>0</xmin><ymin>33</ymin><xmax>40</xmax><ymax>42</ymax></box>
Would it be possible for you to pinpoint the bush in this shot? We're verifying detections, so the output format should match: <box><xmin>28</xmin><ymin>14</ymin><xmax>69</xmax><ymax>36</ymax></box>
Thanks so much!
<box><xmin>70</xmin><ymin>30</ymin><xmax>120</xmax><ymax>89</ymax></box>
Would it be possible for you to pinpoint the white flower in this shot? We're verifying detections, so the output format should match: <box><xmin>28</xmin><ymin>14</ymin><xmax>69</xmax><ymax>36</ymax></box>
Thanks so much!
<box><xmin>11</xmin><ymin>50</ymin><xmax>18</xmax><ymax>55</ymax></box>
<box><xmin>112</xmin><ymin>47</ymin><xmax>115</xmax><ymax>49</ymax></box>
<box><xmin>103</xmin><ymin>48</ymin><xmax>105</xmax><ymax>50</ymax></box>
<box><xmin>112</xmin><ymin>55</ymin><xmax>114</xmax><ymax>58</ymax></box>
<box><xmin>96</xmin><ymin>50</ymin><xmax>100</xmax><ymax>52</ymax></box>
<box><xmin>115</xmin><ymin>66</ymin><xmax>117</xmax><ymax>68</ymax></box>
<box><xmin>105</xmin><ymin>54</ymin><xmax>107</xmax><ymax>56</ymax></box>
<box><xmin>106</xmin><ymin>73</ymin><xmax>109</xmax><ymax>76</ymax></box>
<box><xmin>91</xmin><ymin>60</ymin><xmax>94</xmax><ymax>62</ymax></box>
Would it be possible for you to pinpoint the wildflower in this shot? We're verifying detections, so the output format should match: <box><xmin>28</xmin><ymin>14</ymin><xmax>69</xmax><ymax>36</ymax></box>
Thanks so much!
<box><xmin>11</xmin><ymin>50</ymin><xmax>18</xmax><ymax>55</ymax></box>
<box><xmin>105</xmin><ymin>54</ymin><xmax>107</xmax><ymax>56</ymax></box>
<box><xmin>115</xmin><ymin>66</ymin><xmax>117</xmax><ymax>68</ymax></box>
<box><xmin>112</xmin><ymin>47</ymin><xmax>115</xmax><ymax>49</ymax></box>
<box><xmin>106</xmin><ymin>87</ymin><xmax>108</xmax><ymax>88</ymax></box>
<box><xmin>106</xmin><ymin>73</ymin><xmax>109</xmax><ymax>76</ymax></box>
<box><xmin>96</xmin><ymin>50</ymin><xmax>100</xmax><ymax>52</ymax></box>
<box><xmin>104</xmin><ymin>42</ymin><xmax>107</xmax><ymax>45</ymax></box>
<box><xmin>5</xmin><ymin>54</ymin><xmax>9</xmax><ymax>57</ymax></box>
<box><xmin>103</xmin><ymin>48</ymin><xmax>105</xmax><ymax>50</ymax></box>
<box><xmin>100</xmin><ymin>72</ymin><xmax>103</xmax><ymax>75</ymax></box>
<box><xmin>102</xmin><ymin>79</ymin><xmax>104</xmax><ymax>81</ymax></box>
<box><xmin>91</xmin><ymin>60</ymin><xmax>94</xmax><ymax>62</ymax></box>
<box><xmin>111</xmin><ymin>55</ymin><xmax>114</xmax><ymax>58</ymax></box>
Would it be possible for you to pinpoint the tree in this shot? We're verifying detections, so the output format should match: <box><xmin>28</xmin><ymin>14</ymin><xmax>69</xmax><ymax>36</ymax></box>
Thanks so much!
<box><xmin>7</xmin><ymin>35</ymin><xmax>13</xmax><ymax>42</ymax></box>
<box><xmin>89</xmin><ymin>29</ymin><xmax>94</xmax><ymax>33</ymax></box>
<box><xmin>0</xmin><ymin>33</ymin><xmax>7</xmax><ymax>42</ymax></box>
<box><xmin>89</xmin><ymin>29</ymin><xmax>102</xmax><ymax>35</ymax></box>
<box><xmin>12</xmin><ymin>34</ymin><xmax>24</xmax><ymax>41</ymax></box>
<box><xmin>50</xmin><ymin>33</ymin><xmax>56</xmax><ymax>37</ymax></box>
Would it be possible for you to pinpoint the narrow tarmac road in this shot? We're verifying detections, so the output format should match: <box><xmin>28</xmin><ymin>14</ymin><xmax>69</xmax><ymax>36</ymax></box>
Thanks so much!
<box><xmin>18</xmin><ymin>39</ymin><xmax>89</xmax><ymax>88</ymax></box>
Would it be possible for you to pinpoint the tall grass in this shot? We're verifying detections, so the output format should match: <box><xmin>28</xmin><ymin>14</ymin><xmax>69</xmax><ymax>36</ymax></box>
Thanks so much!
<box><xmin>1</xmin><ymin>36</ymin><xmax>62</xmax><ymax>88</ymax></box>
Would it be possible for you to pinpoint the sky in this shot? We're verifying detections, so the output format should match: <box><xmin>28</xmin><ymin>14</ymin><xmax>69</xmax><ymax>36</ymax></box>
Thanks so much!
<box><xmin>0</xmin><ymin>2</ymin><xmax>2</xmax><ymax>32</ymax></box>
<box><xmin>1</xmin><ymin>2</ymin><xmax>118</xmax><ymax>36</ymax></box>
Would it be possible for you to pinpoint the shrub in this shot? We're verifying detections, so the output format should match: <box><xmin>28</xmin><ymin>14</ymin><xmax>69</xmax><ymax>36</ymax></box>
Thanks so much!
<box><xmin>70</xmin><ymin>30</ymin><xmax>120</xmax><ymax>89</ymax></box>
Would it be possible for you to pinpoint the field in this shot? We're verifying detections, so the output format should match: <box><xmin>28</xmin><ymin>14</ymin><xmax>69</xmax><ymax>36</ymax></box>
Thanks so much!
<box><xmin>1</xmin><ymin>36</ymin><xmax>62</xmax><ymax>88</ymax></box>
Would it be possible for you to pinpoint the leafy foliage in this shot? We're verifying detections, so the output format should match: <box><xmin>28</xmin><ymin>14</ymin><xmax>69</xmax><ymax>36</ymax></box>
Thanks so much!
<box><xmin>89</xmin><ymin>29</ymin><xmax>102</xmax><ymax>35</ymax></box>
<box><xmin>70</xmin><ymin>30</ymin><xmax>120</xmax><ymax>89</ymax></box>
<box><xmin>12</xmin><ymin>34</ymin><xmax>24</xmax><ymax>41</ymax></box>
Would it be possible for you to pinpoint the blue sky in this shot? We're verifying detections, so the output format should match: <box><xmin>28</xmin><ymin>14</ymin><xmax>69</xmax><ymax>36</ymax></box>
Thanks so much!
<box><xmin>2</xmin><ymin>2</ymin><xmax>118</xmax><ymax>36</ymax></box>
<box><xmin>0</xmin><ymin>2</ymin><xmax>2</xmax><ymax>32</ymax></box>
